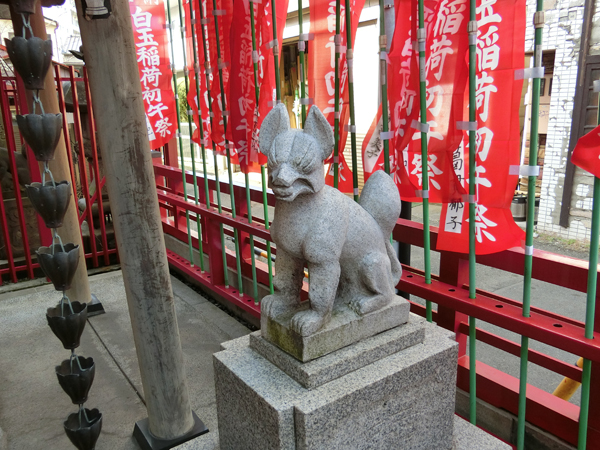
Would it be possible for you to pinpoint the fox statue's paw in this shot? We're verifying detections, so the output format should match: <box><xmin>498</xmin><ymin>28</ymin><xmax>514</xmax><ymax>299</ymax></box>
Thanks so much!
<box><xmin>349</xmin><ymin>294</ymin><xmax>390</xmax><ymax>316</ymax></box>
<box><xmin>290</xmin><ymin>309</ymin><xmax>330</xmax><ymax>336</ymax></box>
<box><xmin>261</xmin><ymin>293</ymin><xmax>299</xmax><ymax>319</ymax></box>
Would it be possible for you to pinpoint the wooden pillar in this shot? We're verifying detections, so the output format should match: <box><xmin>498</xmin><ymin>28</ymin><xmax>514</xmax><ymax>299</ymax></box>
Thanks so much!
<box><xmin>73</xmin><ymin>0</ymin><xmax>206</xmax><ymax>444</ymax></box>
<box><xmin>9</xmin><ymin>4</ymin><xmax>92</xmax><ymax>304</ymax></box>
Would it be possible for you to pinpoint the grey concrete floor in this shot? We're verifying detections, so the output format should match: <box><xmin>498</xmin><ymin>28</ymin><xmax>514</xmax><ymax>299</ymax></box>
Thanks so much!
<box><xmin>0</xmin><ymin>270</ymin><xmax>249</xmax><ymax>450</ymax></box>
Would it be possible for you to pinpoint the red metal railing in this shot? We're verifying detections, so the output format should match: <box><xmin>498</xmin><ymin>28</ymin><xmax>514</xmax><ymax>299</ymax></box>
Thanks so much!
<box><xmin>0</xmin><ymin>63</ymin><xmax>117</xmax><ymax>284</ymax></box>
<box><xmin>155</xmin><ymin>160</ymin><xmax>600</xmax><ymax>448</ymax></box>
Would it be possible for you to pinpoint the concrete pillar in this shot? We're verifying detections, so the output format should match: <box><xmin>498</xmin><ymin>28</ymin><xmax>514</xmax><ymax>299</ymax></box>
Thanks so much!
<box><xmin>72</xmin><ymin>0</ymin><xmax>205</xmax><ymax>443</ymax></box>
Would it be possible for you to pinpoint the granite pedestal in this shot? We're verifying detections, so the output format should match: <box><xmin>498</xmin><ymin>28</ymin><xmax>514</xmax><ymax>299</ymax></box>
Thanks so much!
<box><xmin>214</xmin><ymin>314</ymin><xmax>466</xmax><ymax>450</ymax></box>
<box><xmin>261</xmin><ymin>295</ymin><xmax>410</xmax><ymax>362</ymax></box>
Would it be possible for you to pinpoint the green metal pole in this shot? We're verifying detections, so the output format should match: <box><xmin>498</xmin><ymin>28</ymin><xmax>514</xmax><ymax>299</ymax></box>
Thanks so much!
<box><xmin>333</xmin><ymin>0</ymin><xmax>341</xmax><ymax>189</ymax></box>
<box><xmin>379</xmin><ymin>0</ymin><xmax>390</xmax><ymax>175</ymax></box>
<box><xmin>261</xmin><ymin>0</ymin><xmax>283</xmax><ymax>296</ymax></box>
<box><xmin>577</xmin><ymin>90</ymin><xmax>600</xmax><ymax>450</ymax></box>
<box><xmin>417</xmin><ymin>0</ymin><xmax>432</xmax><ymax>323</ymax></box>
<box><xmin>345</xmin><ymin>0</ymin><xmax>358</xmax><ymax>201</ymax></box>
<box><xmin>245</xmin><ymin>0</ymin><xmax>261</xmax><ymax>304</ymax></box>
<box><xmin>467</xmin><ymin>0</ymin><xmax>477</xmax><ymax>424</ymax></box>
<box><xmin>517</xmin><ymin>1</ymin><xmax>544</xmax><ymax>448</ymax></box>
<box><xmin>211</xmin><ymin>0</ymin><xmax>245</xmax><ymax>296</ymax></box>
<box><xmin>197</xmin><ymin>0</ymin><xmax>230</xmax><ymax>287</ymax></box>
<box><xmin>261</xmin><ymin>166</ymin><xmax>274</xmax><ymax>295</ymax></box>
<box><xmin>187</xmin><ymin>0</ymin><xmax>211</xmax><ymax>213</ymax></box>
<box><xmin>176</xmin><ymin>0</ymin><xmax>204</xmax><ymax>272</ymax></box>
<box><xmin>297</xmin><ymin>0</ymin><xmax>307</xmax><ymax>126</ymax></box>
<box><xmin>166</xmin><ymin>0</ymin><xmax>195</xmax><ymax>266</ymax></box>
<box><xmin>270</xmin><ymin>0</ymin><xmax>281</xmax><ymax>104</ymax></box>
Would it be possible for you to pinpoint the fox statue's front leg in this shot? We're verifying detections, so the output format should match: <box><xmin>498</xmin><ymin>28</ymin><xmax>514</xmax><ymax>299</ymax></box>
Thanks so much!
<box><xmin>290</xmin><ymin>260</ymin><xmax>340</xmax><ymax>336</ymax></box>
<box><xmin>261</xmin><ymin>248</ymin><xmax>304</xmax><ymax>319</ymax></box>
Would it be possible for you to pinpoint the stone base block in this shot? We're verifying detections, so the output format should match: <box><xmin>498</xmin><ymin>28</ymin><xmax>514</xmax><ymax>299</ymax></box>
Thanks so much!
<box><xmin>250</xmin><ymin>314</ymin><xmax>426</xmax><ymax>389</ymax></box>
<box><xmin>214</xmin><ymin>316</ymin><xmax>461</xmax><ymax>450</ymax></box>
<box><xmin>261</xmin><ymin>295</ymin><xmax>410</xmax><ymax>362</ymax></box>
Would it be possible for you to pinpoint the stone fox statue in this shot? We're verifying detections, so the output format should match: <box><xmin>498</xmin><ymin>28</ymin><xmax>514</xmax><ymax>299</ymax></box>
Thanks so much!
<box><xmin>259</xmin><ymin>104</ymin><xmax>402</xmax><ymax>336</ymax></box>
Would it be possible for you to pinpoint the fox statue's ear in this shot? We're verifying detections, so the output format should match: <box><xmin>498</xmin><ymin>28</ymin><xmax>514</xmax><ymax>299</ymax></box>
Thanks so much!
<box><xmin>304</xmin><ymin>106</ymin><xmax>334</xmax><ymax>161</ymax></box>
<box><xmin>259</xmin><ymin>103</ymin><xmax>290</xmax><ymax>159</ymax></box>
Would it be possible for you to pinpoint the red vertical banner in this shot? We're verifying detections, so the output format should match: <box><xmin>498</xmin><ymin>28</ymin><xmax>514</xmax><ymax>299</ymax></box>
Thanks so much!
<box><xmin>185</xmin><ymin>0</ymin><xmax>213</xmax><ymax>151</ymax></box>
<box><xmin>437</xmin><ymin>0</ymin><xmax>526</xmax><ymax>254</ymax></box>
<box><xmin>203</xmin><ymin>0</ymin><xmax>234</xmax><ymax>156</ymax></box>
<box><xmin>228</xmin><ymin>0</ymin><xmax>288</xmax><ymax>173</ymax></box>
<box><xmin>395</xmin><ymin>0</ymin><xmax>469</xmax><ymax>203</ymax></box>
<box><xmin>130</xmin><ymin>0</ymin><xmax>177</xmax><ymax>149</ymax></box>
<box><xmin>309</xmin><ymin>0</ymin><xmax>365</xmax><ymax>193</ymax></box>
<box><xmin>363</xmin><ymin>0</ymin><xmax>469</xmax><ymax>202</ymax></box>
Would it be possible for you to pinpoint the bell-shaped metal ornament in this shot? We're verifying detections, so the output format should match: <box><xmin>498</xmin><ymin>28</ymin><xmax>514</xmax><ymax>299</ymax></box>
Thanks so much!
<box><xmin>37</xmin><ymin>243</ymin><xmax>80</xmax><ymax>291</ymax></box>
<box><xmin>12</xmin><ymin>0</ymin><xmax>38</xmax><ymax>14</ymax></box>
<box><xmin>4</xmin><ymin>37</ymin><xmax>52</xmax><ymax>90</ymax></box>
<box><xmin>46</xmin><ymin>301</ymin><xmax>87</xmax><ymax>350</ymax></box>
<box><xmin>26</xmin><ymin>181</ymin><xmax>71</xmax><ymax>228</ymax></box>
<box><xmin>17</xmin><ymin>114</ymin><xmax>62</xmax><ymax>161</ymax></box>
<box><xmin>64</xmin><ymin>408</ymin><xmax>103</xmax><ymax>450</ymax></box>
<box><xmin>56</xmin><ymin>356</ymin><xmax>95</xmax><ymax>404</ymax></box>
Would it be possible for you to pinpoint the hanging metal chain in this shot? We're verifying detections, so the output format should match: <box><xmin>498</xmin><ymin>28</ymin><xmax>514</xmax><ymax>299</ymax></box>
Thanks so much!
<box><xmin>20</xmin><ymin>13</ymin><xmax>34</xmax><ymax>39</ymax></box>
<box><xmin>32</xmin><ymin>90</ymin><xmax>45</xmax><ymax>114</ymax></box>
<box><xmin>42</xmin><ymin>161</ymin><xmax>56</xmax><ymax>186</ymax></box>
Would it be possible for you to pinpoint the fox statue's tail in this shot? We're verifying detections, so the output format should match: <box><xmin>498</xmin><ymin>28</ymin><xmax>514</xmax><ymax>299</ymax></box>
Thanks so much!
<box><xmin>359</xmin><ymin>171</ymin><xmax>402</xmax><ymax>285</ymax></box>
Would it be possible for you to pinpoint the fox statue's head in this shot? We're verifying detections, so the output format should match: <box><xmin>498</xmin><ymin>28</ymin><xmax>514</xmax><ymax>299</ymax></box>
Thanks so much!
<box><xmin>259</xmin><ymin>104</ymin><xmax>334</xmax><ymax>202</ymax></box>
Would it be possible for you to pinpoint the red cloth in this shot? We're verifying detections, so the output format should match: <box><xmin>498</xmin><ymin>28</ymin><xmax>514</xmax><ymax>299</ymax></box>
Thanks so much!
<box><xmin>309</xmin><ymin>0</ymin><xmax>366</xmax><ymax>192</ymax></box>
<box><xmin>437</xmin><ymin>0</ymin><xmax>526</xmax><ymax>255</ymax></box>
<box><xmin>571</xmin><ymin>124</ymin><xmax>600</xmax><ymax>178</ymax></box>
<box><xmin>228</xmin><ymin>0</ymin><xmax>288</xmax><ymax>173</ymax></box>
<box><xmin>130</xmin><ymin>0</ymin><xmax>177</xmax><ymax>149</ymax></box>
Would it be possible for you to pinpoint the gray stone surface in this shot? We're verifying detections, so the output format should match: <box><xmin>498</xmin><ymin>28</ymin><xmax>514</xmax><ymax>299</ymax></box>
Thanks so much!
<box><xmin>259</xmin><ymin>104</ymin><xmax>402</xmax><ymax>338</ymax></box>
<box><xmin>452</xmin><ymin>416</ymin><xmax>511</xmax><ymax>449</ymax></box>
<box><xmin>262</xmin><ymin>295</ymin><xmax>410</xmax><ymax>362</ymax></box>
<box><xmin>214</xmin><ymin>322</ymin><xmax>459</xmax><ymax>450</ymax></box>
<box><xmin>0</xmin><ymin>270</ymin><xmax>248</xmax><ymax>450</ymax></box>
<box><xmin>251</xmin><ymin>313</ymin><xmax>425</xmax><ymax>389</ymax></box>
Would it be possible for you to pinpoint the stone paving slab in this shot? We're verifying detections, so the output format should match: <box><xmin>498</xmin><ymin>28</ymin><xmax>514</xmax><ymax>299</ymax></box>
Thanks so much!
<box><xmin>0</xmin><ymin>270</ymin><xmax>248</xmax><ymax>450</ymax></box>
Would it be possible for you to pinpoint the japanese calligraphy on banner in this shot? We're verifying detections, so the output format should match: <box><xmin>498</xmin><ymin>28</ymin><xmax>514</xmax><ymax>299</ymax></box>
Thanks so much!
<box><xmin>130</xmin><ymin>0</ymin><xmax>177</xmax><ymax>149</ymax></box>
<box><xmin>309</xmin><ymin>0</ymin><xmax>366</xmax><ymax>193</ymax></box>
<box><xmin>437</xmin><ymin>0</ymin><xmax>526</xmax><ymax>254</ymax></box>
<box><xmin>228</xmin><ymin>0</ymin><xmax>288</xmax><ymax>173</ymax></box>
<box><xmin>362</xmin><ymin>0</ymin><xmax>468</xmax><ymax>202</ymax></box>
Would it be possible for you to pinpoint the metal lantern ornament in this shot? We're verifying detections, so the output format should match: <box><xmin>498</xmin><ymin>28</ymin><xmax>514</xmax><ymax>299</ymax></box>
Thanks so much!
<box><xmin>4</xmin><ymin>36</ymin><xmax>52</xmax><ymax>90</ymax></box>
<box><xmin>5</xmin><ymin>14</ymin><xmax>102</xmax><ymax>449</ymax></box>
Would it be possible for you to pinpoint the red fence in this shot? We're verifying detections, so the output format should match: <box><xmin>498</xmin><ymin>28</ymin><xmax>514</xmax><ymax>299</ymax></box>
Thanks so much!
<box><xmin>0</xmin><ymin>63</ymin><xmax>117</xmax><ymax>284</ymax></box>
<box><xmin>2</xmin><ymin>58</ymin><xmax>599</xmax><ymax>448</ymax></box>
<box><xmin>155</xmin><ymin>159</ymin><xmax>600</xmax><ymax>448</ymax></box>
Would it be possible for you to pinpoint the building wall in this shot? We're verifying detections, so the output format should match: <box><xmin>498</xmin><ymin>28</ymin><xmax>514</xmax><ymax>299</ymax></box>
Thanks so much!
<box><xmin>534</xmin><ymin>0</ymin><xmax>593</xmax><ymax>240</ymax></box>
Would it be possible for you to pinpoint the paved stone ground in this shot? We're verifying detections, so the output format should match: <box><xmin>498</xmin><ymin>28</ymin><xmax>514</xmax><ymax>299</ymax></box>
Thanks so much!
<box><xmin>0</xmin><ymin>236</ymin><xmax>585</xmax><ymax>449</ymax></box>
<box><xmin>0</xmin><ymin>270</ymin><xmax>248</xmax><ymax>450</ymax></box>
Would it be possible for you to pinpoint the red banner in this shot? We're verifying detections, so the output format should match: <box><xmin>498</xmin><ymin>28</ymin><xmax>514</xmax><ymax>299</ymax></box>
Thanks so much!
<box><xmin>571</xmin><ymin>124</ymin><xmax>600</xmax><ymax>178</ymax></box>
<box><xmin>228</xmin><ymin>0</ymin><xmax>288</xmax><ymax>173</ymax></box>
<box><xmin>309</xmin><ymin>0</ymin><xmax>366</xmax><ymax>193</ymax></box>
<box><xmin>437</xmin><ymin>0</ymin><xmax>526</xmax><ymax>254</ymax></box>
<box><xmin>362</xmin><ymin>0</ymin><xmax>469</xmax><ymax>202</ymax></box>
<box><xmin>205</xmin><ymin>0</ymin><xmax>234</xmax><ymax>154</ymax></box>
<box><xmin>185</xmin><ymin>0</ymin><xmax>214</xmax><ymax>152</ymax></box>
<box><xmin>130</xmin><ymin>0</ymin><xmax>177</xmax><ymax>150</ymax></box>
